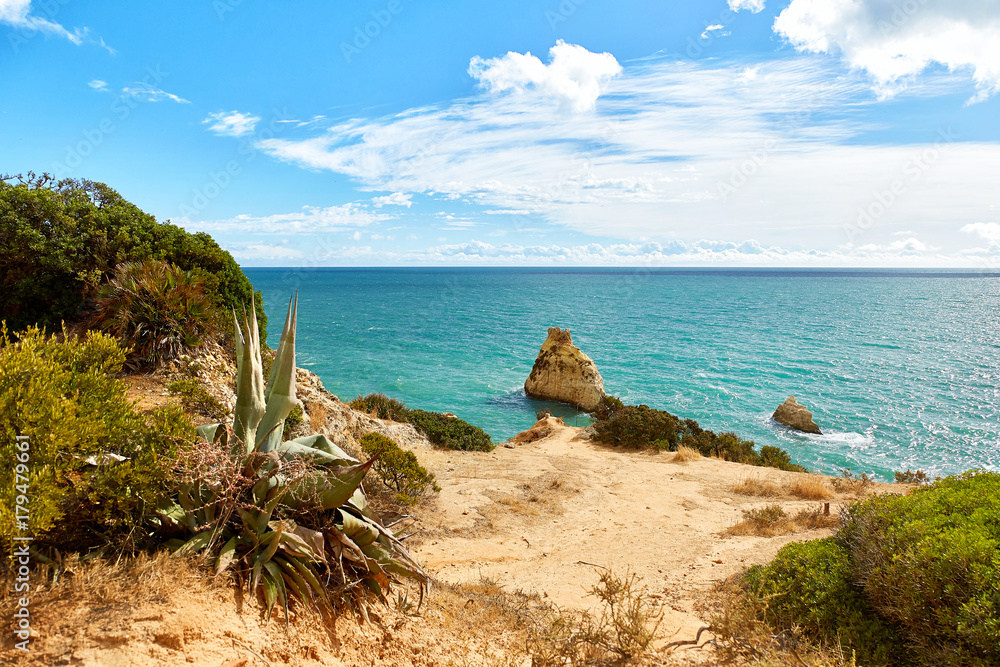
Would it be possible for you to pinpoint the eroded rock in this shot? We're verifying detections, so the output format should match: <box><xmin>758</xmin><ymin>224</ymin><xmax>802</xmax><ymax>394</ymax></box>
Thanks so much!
<box><xmin>524</xmin><ymin>328</ymin><xmax>605</xmax><ymax>412</ymax></box>
<box><xmin>772</xmin><ymin>396</ymin><xmax>822</xmax><ymax>435</ymax></box>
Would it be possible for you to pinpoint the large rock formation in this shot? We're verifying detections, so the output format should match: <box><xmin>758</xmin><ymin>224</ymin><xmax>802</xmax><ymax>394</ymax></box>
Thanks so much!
<box><xmin>524</xmin><ymin>328</ymin><xmax>606</xmax><ymax>412</ymax></box>
<box><xmin>772</xmin><ymin>396</ymin><xmax>822</xmax><ymax>434</ymax></box>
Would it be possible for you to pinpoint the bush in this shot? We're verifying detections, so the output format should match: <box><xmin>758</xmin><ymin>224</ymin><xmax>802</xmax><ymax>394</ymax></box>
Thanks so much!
<box><xmin>839</xmin><ymin>471</ymin><xmax>1000</xmax><ymax>665</ymax></box>
<box><xmin>0</xmin><ymin>325</ymin><xmax>194</xmax><ymax>553</ymax></box>
<box><xmin>360</xmin><ymin>432</ymin><xmax>439</xmax><ymax>505</ymax></box>
<box><xmin>350</xmin><ymin>392</ymin><xmax>409</xmax><ymax>421</ymax></box>
<box><xmin>744</xmin><ymin>538</ymin><xmax>901</xmax><ymax>665</ymax></box>
<box><xmin>0</xmin><ymin>174</ymin><xmax>266</xmax><ymax>341</ymax></box>
<box><xmin>350</xmin><ymin>393</ymin><xmax>494</xmax><ymax>452</ymax></box>
<box><xmin>590</xmin><ymin>396</ymin><xmax>804</xmax><ymax>472</ymax></box>
<box><xmin>167</xmin><ymin>377</ymin><xmax>225</xmax><ymax>420</ymax></box>
<box><xmin>89</xmin><ymin>259</ymin><xmax>220</xmax><ymax>368</ymax></box>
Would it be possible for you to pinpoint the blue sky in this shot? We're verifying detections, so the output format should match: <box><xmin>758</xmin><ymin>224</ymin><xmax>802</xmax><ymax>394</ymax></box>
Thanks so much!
<box><xmin>2</xmin><ymin>0</ymin><xmax>999</xmax><ymax>267</ymax></box>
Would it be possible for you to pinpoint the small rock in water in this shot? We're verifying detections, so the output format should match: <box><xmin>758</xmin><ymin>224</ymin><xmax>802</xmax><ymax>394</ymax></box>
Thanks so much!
<box><xmin>772</xmin><ymin>395</ymin><xmax>822</xmax><ymax>434</ymax></box>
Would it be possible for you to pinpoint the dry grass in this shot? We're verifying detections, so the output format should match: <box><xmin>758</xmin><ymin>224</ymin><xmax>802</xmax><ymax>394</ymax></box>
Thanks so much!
<box><xmin>306</xmin><ymin>401</ymin><xmax>328</xmax><ymax>432</ymax></box>
<box><xmin>831</xmin><ymin>470</ymin><xmax>875</xmax><ymax>497</ymax></box>
<box><xmin>787</xmin><ymin>476</ymin><xmax>834</xmax><ymax>500</ymax></box>
<box><xmin>483</xmin><ymin>474</ymin><xmax>574</xmax><ymax>524</ymax></box>
<box><xmin>704</xmin><ymin>577</ymin><xmax>858</xmax><ymax>666</ymax></box>
<box><xmin>669</xmin><ymin>445</ymin><xmax>703</xmax><ymax>464</ymax></box>
<box><xmin>724</xmin><ymin>504</ymin><xmax>839</xmax><ymax>538</ymax></box>
<box><xmin>729</xmin><ymin>475</ymin><xmax>782</xmax><ymax>497</ymax></box>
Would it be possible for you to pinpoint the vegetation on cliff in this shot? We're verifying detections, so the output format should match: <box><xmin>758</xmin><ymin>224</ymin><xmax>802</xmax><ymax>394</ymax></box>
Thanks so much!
<box><xmin>590</xmin><ymin>395</ymin><xmax>806</xmax><ymax>472</ymax></box>
<box><xmin>0</xmin><ymin>173</ymin><xmax>266</xmax><ymax>344</ymax></box>
<box><xmin>720</xmin><ymin>470</ymin><xmax>1000</xmax><ymax>666</ymax></box>
<box><xmin>351</xmin><ymin>392</ymin><xmax>494</xmax><ymax>452</ymax></box>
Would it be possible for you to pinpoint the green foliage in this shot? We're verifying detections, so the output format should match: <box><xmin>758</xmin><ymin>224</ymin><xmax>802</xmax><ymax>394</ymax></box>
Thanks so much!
<box><xmin>590</xmin><ymin>395</ymin><xmax>804</xmax><ymax>472</ymax></box>
<box><xmin>360</xmin><ymin>432</ymin><xmax>440</xmax><ymax>505</ymax></box>
<box><xmin>839</xmin><ymin>471</ymin><xmax>1000</xmax><ymax>665</ymax></box>
<box><xmin>0</xmin><ymin>325</ymin><xmax>193</xmax><ymax>551</ymax></box>
<box><xmin>740</xmin><ymin>471</ymin><xmax>1000</xmax><ymax>666</ymax></box>
<box><xmin>350</xmin><ymin>393</ymin><xmax>494</xmax><ymax>452</ymax></box>
<box><xmin>168</xmin><ymin>378</ymin><xmax>225</xmax><ymax>420</ymax></box>
<box><xmin>350</xmin><ymin>392</ymin><xmax>409</xmax><ymax>421</ymax></box>
<box><xmin>282</xmin><ymin>402</ymin><xmax>303</xmax><ymax>440</ymax></box>
<box><xmin>90</xmin><ymin>259</ymin><xmax>220</xmax><ymax>368</ymax></box>
<box><xmin>0</xmin><ymin>174</ymin><xmax>266</xmax><ymax>342</ymax></box>
<box><xmin>744</xmin><ymin>538</ymin><xmax>902</xmax><ymax>665</ymax></box>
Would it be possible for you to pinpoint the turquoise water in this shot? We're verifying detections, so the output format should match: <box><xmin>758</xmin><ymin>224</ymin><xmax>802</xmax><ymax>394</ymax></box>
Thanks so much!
<box><xmin>245</xmin><ymin>268</ymin><xmax>1000</xmax><ymax>480</ymax></box>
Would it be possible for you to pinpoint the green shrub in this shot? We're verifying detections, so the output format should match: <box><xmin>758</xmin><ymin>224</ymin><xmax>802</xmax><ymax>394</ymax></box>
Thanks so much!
<box><xmin>350</xmin><ymin>392</ymin><xmax>409</xmax><ymax>421</ymax></box>
<box><xmin>590</xmin><ymin>396</ymin><xmax>804</xmax><ymax>472</ymax></box>
<box><xmin>744</xmin><ymin>538</ymin><xmax>902</xmax><ymax>665</ymax></box>
<box><xmin>360</xmin><ymin>432</ymin><xmax>440</xmax><ymax>505</ymax></box>
<box><xmin>167</xmin><ymin>377</ymin><xmax>225</xmax><ymax>420</ymax></box>
<box><xmin>405</xmin><ymin>409</ymin><xmax>494</xmax><ymax>452</ymax></box>
<box><xmin>0</xmin><ymin>325</ymin><xmax>193</xmax><ymax>553</ymax></box>
<box><xmin>0</xmin><ymin>174</ymin><xmax>266</xmax><ymax>341</ymax></box>
<box><xmin>839</xmin><ymin>471</ymin><xmax>1000</xmax><ymax>665</ymax></box>
<box><xmin>90</xmin><ymin>259</ymin><xmax>220</xmax><ymax>368</ymax></box>
<box><xmin>282</xmin><ymin>402</ymin><xmax>304</xmax><ymax>439</ymax></box>
<box><xmin>350</xmin><ymin>393</ymin><xmax>494</xmax><ymax>452</ymax></box>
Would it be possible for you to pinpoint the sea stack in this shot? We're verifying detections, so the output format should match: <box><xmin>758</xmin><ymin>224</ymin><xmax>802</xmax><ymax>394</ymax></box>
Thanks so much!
<box><xmin>772</xmin><ymin>396</ymin><xmax>822</xmax><ymax>434</ymax></box>
<box><xmin>524</xmin><ymin>327</ymin><xmax>606</xmax><ymax>412</ymax></box>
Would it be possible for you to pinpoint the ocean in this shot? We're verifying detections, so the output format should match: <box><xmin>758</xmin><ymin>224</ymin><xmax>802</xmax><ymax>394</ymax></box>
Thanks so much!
<box><xmin>245</xmin><ymin>268</ymin><xmax>1000</xmax><ymax>480</ymax></box>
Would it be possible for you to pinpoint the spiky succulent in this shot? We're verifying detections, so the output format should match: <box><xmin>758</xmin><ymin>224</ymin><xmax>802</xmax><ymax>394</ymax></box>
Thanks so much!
<box><xmin>158</xmin><ymin>294</ymin><xmax>428</xmax><ymax>622</ymax></box>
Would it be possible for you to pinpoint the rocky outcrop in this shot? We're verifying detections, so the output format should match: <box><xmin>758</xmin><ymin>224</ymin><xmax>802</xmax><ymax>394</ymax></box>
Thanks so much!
<box><xmin>772</xmin><ymin>396</ymin><xmax>822</xmax><ymax>434</ymax></box>
<box><xmin>524</xmin><ymin>328</ymin><xmax>605</xmax><ymax>412</ymax></box>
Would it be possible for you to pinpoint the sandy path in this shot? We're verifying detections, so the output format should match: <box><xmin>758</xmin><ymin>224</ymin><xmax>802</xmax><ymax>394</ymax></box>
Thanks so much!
<box><xmin>410</xmin><ymin>418</ymin><xmax>858</xmax><ymax>644</ymax></box>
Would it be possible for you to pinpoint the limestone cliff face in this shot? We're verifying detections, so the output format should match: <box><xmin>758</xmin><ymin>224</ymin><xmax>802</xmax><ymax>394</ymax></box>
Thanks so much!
<box><xmin>772</xmin><ymin>396</ymin><xmax>822</xmax><ymax>435</ymax></box>
<box><xmin>524</xmin><ymin>328</ymin><xmax>606</xmax><ymax>412</ymax></box>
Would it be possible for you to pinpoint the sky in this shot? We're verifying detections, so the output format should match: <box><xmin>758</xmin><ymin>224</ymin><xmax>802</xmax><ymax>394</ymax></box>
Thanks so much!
<box><xmin>2</xmin><ymin>0</ymin><xmax>1000</xmax><ymax>267</ymax></box>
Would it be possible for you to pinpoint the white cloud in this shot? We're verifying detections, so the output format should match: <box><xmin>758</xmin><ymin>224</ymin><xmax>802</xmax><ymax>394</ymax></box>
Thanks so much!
<box><xmin>774</xmin><ymin>0</ymin><xmax>1000</xmax><ymax>100</ymax></box>
<box><xmin>122</xmin><ymin>83</ymin><xmax>190</xmax><ymax>104</ymax></box>
<box><xmin>371</xmin><ymin>192</ymin><xmax>412</xmax><ymax>207</ymax></box>
<box><xmin>88</xmin><ymin>79</ymin><xmax>108</xmax><ymax>92</ymax></box>
<box><xmin>729</xmin><ymin>0</ymin><xmax>766</xmax><ymax>14</ymax></box>
<box><xmin>701</xmin><ymin>24</ymin><xmax>729</xmax><ymax>40</ymax></box>
<box><xmin>229</xmin><ymin>244</ymin><xmax>305</xmax><ymax>261</ymax></box>
<box><xmin>468</xmin><ymin>40</ymin><xmax>622</xmax><ymax>112</ymax></box>
<box><xmin>177</xmin><ymin>203</ymin><xmax>391</xmax><ymax>235</ymax></box>
<box><xmin>0</xmin><ymin>0</ymin><xmax>85</xmax><ymax>44</ymax></box>
<box><xmin>962</xmin><ymin>222</ymin><xmax>1000</xmax><ymax>252</ymax></box>
<box><xmin>253</xmin><ymin>55</ymin><xmax>999</xmax><ymax>256</ymax></box>
<box><xmin>203</xmin><ymin>111</ymin><xmax>261</xmax><ymax>137</ymax></box>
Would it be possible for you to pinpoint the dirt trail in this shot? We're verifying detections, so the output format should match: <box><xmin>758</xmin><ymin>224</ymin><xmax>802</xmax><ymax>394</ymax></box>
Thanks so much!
<box><xmin>410</xmin><ymin>417</ymin><xmax>858</xmax><ymax>643</ymax></box>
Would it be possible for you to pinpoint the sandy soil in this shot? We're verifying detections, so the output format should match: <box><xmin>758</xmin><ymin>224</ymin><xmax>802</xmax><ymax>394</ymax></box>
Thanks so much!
<box><xmin>409</xmin><ymin>417</ymin><xmax>881</xmax><ymax>647</ymax></box>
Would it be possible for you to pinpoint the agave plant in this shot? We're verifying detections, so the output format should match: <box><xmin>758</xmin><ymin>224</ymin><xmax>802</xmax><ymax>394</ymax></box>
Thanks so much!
<box><xmin>157</xmin><ymin>294</ymin><xmax>428</xmax><ymax>623</ymax></box>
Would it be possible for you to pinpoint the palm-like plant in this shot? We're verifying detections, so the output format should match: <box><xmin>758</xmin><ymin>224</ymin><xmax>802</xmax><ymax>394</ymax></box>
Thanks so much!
<box><xmin>88</xmin><ymin>259</ymin><xmax>217</xmax><ymax>368</ymax></box>
<box><xmin>158</xmin><ymin>294</ymin><xmax>428</xmax><ymax>623</ymax></box>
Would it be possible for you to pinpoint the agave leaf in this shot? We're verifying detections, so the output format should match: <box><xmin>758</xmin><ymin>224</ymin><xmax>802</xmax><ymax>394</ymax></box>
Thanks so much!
<box><xmin>288</xmin><ymin>434</ymin><xmax>358</xmax><ymax>461</ymax></box>
<box><xmin>268</xmin><ymin>520</ymin><xmax>326</xmax><ymax>564</ymax></box>
<box><xmin>290</xmin><ymin>555</ymin><xmax>331</xmax><ymax>607</ymax></box>
<box><xmin>257</xmin><ymin>295</ymin><xmax>298</xmax><ymax>453</ymax></box>
<box><xmin>155</xmin><ymin>498</ymin><xmax>188</xmax><ymax>529</ymax></box>
<box><xmin>282</xmin><ymin>458</ymin><xmax>376</xmax><ymax>511</ymax></box>
<box><xmin>339</xmin><ymin>511</ymin><xmax>380</xmax><ymax>548</ymax></box>
<box><xmin>262</xmin><ymin>560</ymin><xmax>288</xmax><ymax>627</ymax></box>
<box><xmin>215</xmin><ymin>535</ymin><xmax>240</xmax><ymax>575</ymax></box>
<box><xmin>345</xmin><ymin>488</ymin><xmax>384</xmax><ymax>526</ymax></box>
<box><xmin>277</xmin><ymin>440</ymin><xmax>358</xmax><ymax>467</ymax></box>
<box><xmin>172</xmin><ymin>529</ymin><xmax>214</xmax><ymax>557</ymax></box>
<box><xmin>260</xmin><ymin>568</ymin><xmax>279</xmax><ymax>622</ymax></box>
<box><xmin>195</xmin><ymin>423</ymin><xmax>221</xmax><ymax>442</ymax></box>
<box><xmin>327</xmin><ymin>525</ymin><xmax>367</xmax><ymax>564</ymax></box>
<box><xmin>232</xmin><ymin>308</ymin><xmax>244</xmax><ymax>376</ymax></box>
<box><xmin>257</xmin><ymin>522</ymin><xmax>283</xmax><ymax>566</ymax></box>
<box><xmin>275</xmin><ymin>555</ymin><xmax>311</xmax><ymax>604</ymax></box>
<box><xmin>234</xmin><ymin>302</ymin><xmax>266</xmax><ymax>454</ymax></box>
